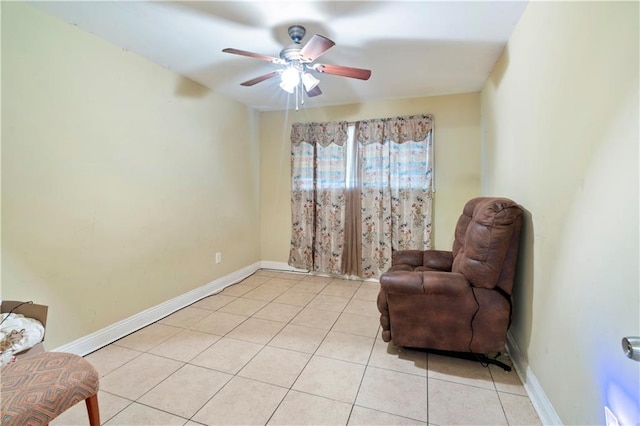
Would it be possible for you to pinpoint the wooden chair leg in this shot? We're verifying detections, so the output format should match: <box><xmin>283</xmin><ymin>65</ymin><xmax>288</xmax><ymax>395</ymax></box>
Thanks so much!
<box><xmin>85</xmin><ymin>393</ymin><xmax>101</xmax><ymax>426</ymax></box>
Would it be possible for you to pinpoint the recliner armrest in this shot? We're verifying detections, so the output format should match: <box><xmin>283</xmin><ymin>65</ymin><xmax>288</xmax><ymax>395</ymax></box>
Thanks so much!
<box><xmin>380</xmin><ymin>270</ymin><xmax>470</xmax><ymax>296</ymax></box>
<box><xmin>380</xmin><ymin>271</ymin><xmax>424</xmax><ymax>294</ymax></box>
<box><xmin>422</xmin><ymin>250</ymin><xmax>453</xmax><ymax>271</ymax></box>
<box><xmin>421</xmin><ymin>271</ymin><xmax>470</xmax><ymax>296</ymax></box>
<box><xmin>391</xmin><ymin>250</ymin><xmax>424</xmax><ymax>267</ymax></box>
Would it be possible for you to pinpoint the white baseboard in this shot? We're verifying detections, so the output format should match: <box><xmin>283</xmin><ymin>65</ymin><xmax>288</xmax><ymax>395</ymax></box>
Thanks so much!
<box><xmin>51</xmin><ymin>260</ymin><xmax>374</xmax><ymax>356</ymax></box>
<box><xmin>259</xmin><ymin>261</ymin><xmax>377</xmax><ymax>282</ymax></box>
<box><xmin>507</xmin><ymin>332</ymin><xmax>563</xmax><ymax>425</ymax></box>
<box><xmin>53</xmin><ymin>262</ymin><xmax>261</xmax><ymax>356</ymax></box>
<box><xmin>259</xmin><ymin>260</ymin><xmax>309</xmax><ymax>273</ymax></box>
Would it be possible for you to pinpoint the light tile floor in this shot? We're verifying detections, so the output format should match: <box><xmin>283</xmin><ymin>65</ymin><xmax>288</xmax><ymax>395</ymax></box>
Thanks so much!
<box><xmin>52</xmin><ymin>270</ymin><xmax>542</xmax><ymax>426</ymax></box>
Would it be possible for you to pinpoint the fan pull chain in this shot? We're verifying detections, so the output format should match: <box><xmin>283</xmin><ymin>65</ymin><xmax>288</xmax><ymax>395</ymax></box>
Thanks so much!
<box><xmin>294</xmin><ymin>79</ymin><xmax>300</xmax><ymax>111</ymax></box>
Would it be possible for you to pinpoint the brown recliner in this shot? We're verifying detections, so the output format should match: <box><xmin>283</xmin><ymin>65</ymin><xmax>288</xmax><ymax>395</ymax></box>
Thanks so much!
<box><xmin>377</xmin><ymin>197</ymin><xmax>523</xmax><ymax>368</ymax></box>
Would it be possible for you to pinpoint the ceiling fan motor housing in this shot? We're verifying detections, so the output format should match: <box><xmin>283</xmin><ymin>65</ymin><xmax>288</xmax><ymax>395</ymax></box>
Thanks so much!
<box><xmin>288</xmin><ymin>25</ymin><xmax>306</xmax><ymax>43</ymax></box>
<box><xmin>280</xmin><ymin>25</ymin><xmax>306</xmax><ymax>62</ymax></box>
<box><xmin>280</xmin><ymin>44</ymin><xmax>303</xmax><ymax>62</ymax></box>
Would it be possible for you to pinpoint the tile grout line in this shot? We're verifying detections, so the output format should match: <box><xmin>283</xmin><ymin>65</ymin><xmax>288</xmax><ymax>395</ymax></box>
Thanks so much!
<box><xmin>189</xmin><ymin>273</ymin><xmax>333</xmax><ymax>425</ymax></box>
<box><xmin>264</xmin><ymin>274</ymin><xmax>357</xmax><ymax>425</ymax></box>
<box><xmin>345</xmin><ymin>321</ymin><xmax>380</xmax><ymax>425</ymax></box>
<box><xmin>132</xmin><ymin>273</ymin><xmax>369</xmax><ymax>424</ymax></box>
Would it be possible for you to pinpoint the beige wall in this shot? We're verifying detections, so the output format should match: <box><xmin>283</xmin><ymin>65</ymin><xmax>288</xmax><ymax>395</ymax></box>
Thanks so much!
<box><xmin>259</xmin><ymin>93</ymin><xmax>481</xmax><ymax>263</ymax></box>
<box><xmin>1</xmin><ymin>3</ymin><xmax>261</xmax><ymax>349</ymax></box>
<box><xmin>481</xmin><ymin>2</ymin><xmax>639</xmax><ymax>424</ymax></box>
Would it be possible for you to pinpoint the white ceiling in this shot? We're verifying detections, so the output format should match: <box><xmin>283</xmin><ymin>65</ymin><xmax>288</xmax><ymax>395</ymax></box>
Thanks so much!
<box><xmin>31</xmin><ymin>1</ymin><xmax>528</xmax><ymax>111</ymax></box>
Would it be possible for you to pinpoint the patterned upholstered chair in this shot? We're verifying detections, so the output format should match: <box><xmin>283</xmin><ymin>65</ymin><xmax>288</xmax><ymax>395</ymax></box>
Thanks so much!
<box><xmin>1</xmin><ymin>352</ymin><xmax>100</xmax><ymax>425</ymax></box>
<box><xmin>377</xmin><ymin>197</ymin><xmax>523</xmax><ymax>370</ymax></box>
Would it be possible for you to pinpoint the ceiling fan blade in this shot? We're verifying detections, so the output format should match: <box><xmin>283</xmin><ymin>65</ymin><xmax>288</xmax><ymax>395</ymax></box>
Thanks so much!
<box><xmin>314</xmin><ymin>64</ymin><xmax>371</xmax><ymax>80</ymax></box>
<box><xmin>240</xmin><ymin>71</ymin><xmax>279</xmax><ymax>86</ymax></box>
<box><xmin>222</xmin><ymin>48</ymin><xmax>284</xmax><ymax>64</ymax></box>
<box><xmin>305</xmin><ymin>85</ymin><xmax>322</xmax><ymax>97</ymax></box>
<box><xmin>299</xmin><ymin>35</ymin><xmax>335</xmax><ymax>62</ymax></box>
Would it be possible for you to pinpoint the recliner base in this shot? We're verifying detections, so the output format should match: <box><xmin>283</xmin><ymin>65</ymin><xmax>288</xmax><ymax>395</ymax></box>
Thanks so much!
<box><xmin>409</xmin><ymin>347</ymin><xmax>512</xmax><ymax>372</ymax></box>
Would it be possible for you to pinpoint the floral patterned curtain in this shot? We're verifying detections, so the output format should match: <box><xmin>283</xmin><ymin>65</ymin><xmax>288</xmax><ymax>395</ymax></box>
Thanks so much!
<box><xmin>289</xmin><ymin>115</ymin><xmax>433</xmax><ymax>279</ymax></box>
<box><xmin>289</xmin><ymin>121</ymin><xmax>348</xmax><ymax>274</ymax></box>
<box><xmin>355</xmin><ymin>114</ymin><xmax>433</xmax><ymax>277</ymax></box>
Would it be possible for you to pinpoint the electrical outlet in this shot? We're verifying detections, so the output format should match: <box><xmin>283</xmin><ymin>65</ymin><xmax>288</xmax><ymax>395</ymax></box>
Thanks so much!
<box><xmin>215</xmin><ymin>252</ymin><xmax>222</xmax><ymax>264</ymax></box>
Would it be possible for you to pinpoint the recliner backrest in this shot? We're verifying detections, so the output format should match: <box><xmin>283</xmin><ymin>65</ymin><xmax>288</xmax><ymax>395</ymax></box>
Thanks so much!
<box><xmin>451</xmin><ymin>197</ymin><xmax>523</xmax><ymax>293</ymax></box>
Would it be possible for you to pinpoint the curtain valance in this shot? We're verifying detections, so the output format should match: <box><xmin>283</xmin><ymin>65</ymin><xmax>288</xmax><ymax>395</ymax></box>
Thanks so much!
<box><xmin>290</xmin><ymin>121</ymin><xmax>349</xmax><ymax>147</ymax></box>
<box><xmin>356</xmin><ymin>114</ymin><xmax>433</xmax><ymax>145</ymax></box>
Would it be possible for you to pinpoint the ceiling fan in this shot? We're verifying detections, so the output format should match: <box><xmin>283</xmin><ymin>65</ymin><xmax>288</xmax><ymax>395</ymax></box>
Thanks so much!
<box><xmin>222</xmin><ymin>25</ymin><xmax>371</xmax><ymax>100</ymax></box>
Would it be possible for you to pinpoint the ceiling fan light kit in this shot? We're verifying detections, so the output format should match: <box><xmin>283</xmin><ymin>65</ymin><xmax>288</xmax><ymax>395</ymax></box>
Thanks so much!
<box><xmin>279</xmin><ymin>67</ymin><xmax>300</xmax><ymax>93</ymax></box>
<box><xmin>223</xmin><ymin>25</ymin><xmax>371</xmax><ymax>110</ymax></box>
<box><xmin>302</xmin><ymin>72</ymin><xmax>320</xmax><ymax>91</ymax></box>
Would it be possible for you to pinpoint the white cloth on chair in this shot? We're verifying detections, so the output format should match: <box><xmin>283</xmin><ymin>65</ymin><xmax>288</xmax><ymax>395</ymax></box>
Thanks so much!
<box><xmin>0</xmin><ymin>312</ymin><xmax>45</xmax><ymax>355</ymax></box>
